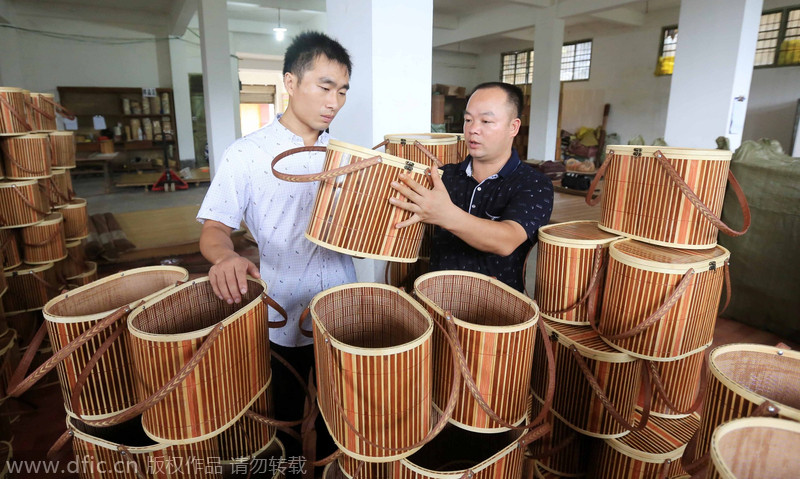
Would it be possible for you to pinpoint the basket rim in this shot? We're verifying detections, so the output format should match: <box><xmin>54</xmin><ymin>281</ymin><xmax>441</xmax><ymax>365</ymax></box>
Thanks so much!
<box><xmin>304</xmin><ymin>233</ymin><xmax>418</xmax><ymax>263</ymax></box>
<box><xmin>543</xmin><ymin>318</ymin><xmax>637</xmax><ymax>363</ymax></box>
<box><xmin>384</xmin><ymin>133</ymin><xmax>458</xmax><ymax>146</ymax></box>
<box><xmin>431</xmin><ymin>402</ymin><xmax>527</xmax><ymax>434</ymax></box>
<box><xmin>65</xmin><ymin>260</ymin><xmax>97</xmax><ymax>280</ymax></box>
<box><xmin>127</xmin><ymin>275</ymin><xmax>267</xmax><ymax>342</ymax></box>
<box><xmin>606</xmin><ymin>411</ymin><xmax>699</xmax><ymax>463</ymax></box>
<box><xmin>0</xmin><ymin>178</ymin><xmax>38</xmax><ymax>188</ymax></box>
<box><xmin>43</xmin><ymin>265</ymin><xmax>189</xmax><ymax>324</ymax></box>
<box><xmin>710</xmin><ymin>417</ymin><xmax>800</xmax><ymax>479</ymax></box>
<box><xmin>598</xmin><ymin>225</ymin><xmax>721</xmax><ymax>250</ymax></box>
<box><xmin>539</xmin><ymin>220</ymin><xmax>622</xmax><ymax>247</ymax></box>
<box><xmin>709</xmin><ymin>343</ymin><xmax>800</xmax><ymax>420</ymax></box>
<box><xmin>24</xmin><ymin>211</ymin><xmax>62</xmax><ymax>227</ymax></box>
<box><xmin>6</xmin><ymin>133</ymin><xmax>51</xmax><ymax>140</ymax></box>
<box><xmin>610</xmin><ymin>239</ymin><xmax>730</xmax><ymax>274</ymax></box>
<box><xmin>223</xmin><ymin>437</ymin><xmax>285</xmax><ymax>468</ymax></box>
<box><xmin>30</xmin><ymin>92</ymin><xmax>55</xmax><ymax>98</ymax></box>
<box><xmin>4</xmin><ymin>261</ymin><xmax>54</xmax><ymax>276</ymax></box>
<box><xmin>67</xmin><ymin>415</ymin><xmax>170</xmax><ymax>453</ymax></box>
<box><xmin>62</xmin><ymin>197</ymin><xmax>88</xmax><ymax>208</ymax></box>
<box><xmin>0</xmin><ymin>87</ymin><xmax>24</xmax><ymax>93</ymax></box>
<box><xmin>327</xmin><ymin>139</ymin><xmax>435</xmax><ymax>175</ymax></box>
<box><xmin>413</xmin><ymin>270</ymin><xmax>539</xmax><ymax>333</ymax></box>
<box><xmin>600</xmin><ymin>337</ymin><xmax>712</xmax><ymax>362</ymax></box>
<box><xmin>0</xmin><ymin>329</ymin><xmax>17</xmax><ymax>356</ymax></box>
<box><xmin>48</xmin><ymin>131</ymin><xmax>74</xmax><ymax>136</ymax></box>
<box><xmin>310</xmin><ymin>282</ymin><xmax>433</xmax><ymax>356</ymax></box>
<box><xmin>605</xmin><ymin>145</ymin><xmax>732</xmax><ymax>160</ymax></box>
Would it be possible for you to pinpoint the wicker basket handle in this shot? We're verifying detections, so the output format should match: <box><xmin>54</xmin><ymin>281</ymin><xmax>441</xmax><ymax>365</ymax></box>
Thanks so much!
<box><xmin>271</xmin><ymin>146</ymin><xmax>382</xmax><ymax>183</ymax></box>
<box><xmin>10</xmin><ymin>185</ymin><xmax>50</xmax><ymax>217</ymax></box>
<box><xmin>3</xmin><ymin>149</ymin><xmax>49</xmax><ymax>176</ymax></box>
<box><xmin>49</xmin><ymin>176</ymin><xmax>73</xmax><ymax>203</ymax></box>
<box><xmin>590</xmin><ymin>269</ymin><xmax>695</xmax><ymax>341</ymax></box>
<box><xmin>648</xmin><ymin>349</ymin><xmax>710</xmax><ymax>416</ymax></box>
<box><xmin>524</xmin><ymin>429</ymin><xmax>577</xmax><ymax>461</ymax></box>
<box><xmin>5</xmin><ymin>304</ymin><xmax>133</xmax><ymax>398</ymax></box>
<box><xmin>25</xmin><ymin>98</ymin><xmax>55</xmax><ymax>121</ymax></box>
<box><xmin>261</xmin><ymin>292</ymin><xmax>288</xmax><ymax>328</ymax></box>
<box><xmin>22</xmin><ymin>225</ymin><xmax>64</xmax><ymax>248</ymax></box>
<box><xmin>653</xmin><ymin>149</ymin><xmax>751</xmax><ymax>237</ymax></box>
<box><xmin>540</xmin><ymin>245</ymin><xmax>606</xmax><ymax>318</ymax></box>
<box><xmin>41</xmin><ymin>95</ymin><xmax>77</xmax><ymax>120</ymax></box>
<box><xmin>298</xmin><ymin>306</ymin><xmax>313</xmax><ymax>338</ymax></box>
<box><xmin>412</xmin><ymin>141</ymin><xmax>444</xmax><ymax>168</ymax></box>
<box><xmin>318</xmin><ymin>312</ymin><xmax>463</xmax><ymax>454</ymax></box>
<box><xmin>584</xmin><ymin>149</ymin><xmax>614</xmax><ymax>206</ymax></box>
<box><xmin>47</xmin><ymin>429</ymin><xmax>73</xmax><ymax>460</ymax></box>
<box><xmin>719</xmin><ymin>260</ymin><xmax>731</xmax><ymax>316</ymax></box>
<box><xmin>568</xmin><ymin>345</ymin><xmax>653</xmax><ymax>433</ymax></box>
<box><xmin>117</xmin><ymin>446</ymin><xmax>147</xmax><ymax>479</ymax></box>
<box><xmin>443</xmin><ymin>311</ymin><xmax>557</xmax><ymax>431</ymax></box>
<box><xmin>372</xmin><ymin>139</ymin><xmax>389</xmax><ymax>150</ymax></box>
<box><xmin>0</xmin><ymin>95</ymin><xmax>32</xmax><ymax>131</ymax></box>
<box><xmin>77</xmin><ymin>322</ymin><xmax>226</xmax><ymax>427</ymax></box>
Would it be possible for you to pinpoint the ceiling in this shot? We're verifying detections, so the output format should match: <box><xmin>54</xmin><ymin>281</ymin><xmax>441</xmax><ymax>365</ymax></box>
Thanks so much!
<box><xmin>4</xmin><ymin>0</ymin><xmax>682</xmax><ymax>54</ymax></box>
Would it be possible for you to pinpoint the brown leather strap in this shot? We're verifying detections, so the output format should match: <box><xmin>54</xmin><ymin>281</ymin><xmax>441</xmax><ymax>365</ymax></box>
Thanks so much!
<box><xmin>718</xmin><ymin>260</ymin><xmax>732</xmax><ymax>316</ymax></box>
<box><xmin>298</xmin><ymin>306</ymin><xmax>313</xmax><ymax>338</ymax></box>
<box><xmin>271</xmin><ymin>146</ymin><xmax>381</xmax><ymax>183</ymax></box>
<box><xmin>6</xmin><ymin>322</ymin><xmax>49</xmax><ymax>397</ymax></box>
<box><xmin>80</xmin><ymin>322</ymin><xmax>225</xmax><ymax>427</ymax></box>
<box><xmin>117</xmin><ymin>445</ymin><xmax>146</xmax><ymax>479</ymax></box>
<box><xmin>412</xmin><ymin>141</ymin><xmax>444</xmax><ymax>168</ymax></box>
<box><xmin>49</xmin><ymin>176</ymin><xmax>72</xmax><ymax>203</ymax></box>
<box><xmin>46</xmin><ymin>430</ymin><xmax>73</xmax><ymax>460</ymax></box>
<box><xmin>585</xmin><ymin>149</ymin><xmax>614</xmax><ymax>206</ymax></box>
<box><xmin>541</xmin><ymin>245</ymin><xmax>605</xmax><ymax>316</ymax></box>
<box><xmin>26</xmin><ymin>99</ymin><xmax>55</xmax><ymax>121</ymax></box>
<box><xmin>41</xmin><ymin>95</ymin><xmax>77</xmax><ymax>120</ymax></box>
<box><xmin>10</xmin><ymin>185</ymin><xmax>50</xmax><ymax>216</ymax></box>
<box><xmin>261</xmin><ymin>292</ymin><xmax>288</xmax><ymax>328</ymax></box>
<box><xmin>569</xmin><ymin>345</ymin><xmax>652</xmax><ymax>432</ymax></box>
<box><xmin>372</xmin><ymin>139</ymin><xmax>388</xmax><ymax>150</ymax></box>
<box><xmin>23</xmin><ymin>268</ymin><xmax>63</xmax><ymax>292</ymax></box>
<box><xmin>524</xmin><ymin>429</ymin><xmax>576</xmax><ymax>460</ymax></box>
<box><xmin>591</xmin><ymin>269</ymin><xmax>695</xmax><ymax>341</ymax></box>
<box><xmin>244</xmin><ymin>411</ymin><xmax>301</xmax><ymax>442</ymax></box>
<box><xmin>4</xmin><ymin>151</ymin><xmax>49</xmax><ymax>176</ymax></box>
<box><xmin>22</xmin><ymin>226</ymin><xmax>63</xmax><ymax>247</ymax></box>
<box><xmin>658</xmin><ymin>459</ymin><xmax>673</xmax><ymax>479</ymax></box>
<box><xmin>775</xmin><ymin>342</ymin><xmax>792</xmax><ymax>350</ymax></box>
<box><xmin>69</xmin><ymin>319</ymin><xmax>127</xmax><ymax>417</ymax></box>
<box><xmin>648</xmin><ymin>348</ymin><xmax>710</xmax><ymax>416</ymax></box>
<box><xmin>0</xmin><ymin>95</ymin><xmax>32</xmax><ymax>131</ymax></box>
<box><xmin>7</xmin><ymin>304</ymin><xmax>132</xmax><ymax>398</ymax></box>
<box><xmin>653</xmin><ymin>150</ymin><xmax>751</xmax><ymax>237</ymax></box>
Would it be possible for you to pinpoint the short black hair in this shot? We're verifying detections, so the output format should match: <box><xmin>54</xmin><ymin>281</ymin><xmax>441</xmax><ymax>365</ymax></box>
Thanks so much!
<box><xmin>470</xmin><ymin>82</ymin><xmax>524</xmax><ymax>119</ymax></box>
<box><xmin>283</xmin><ymin>31</ymin><xmax>352</xmax><ymax>80</ymax></box>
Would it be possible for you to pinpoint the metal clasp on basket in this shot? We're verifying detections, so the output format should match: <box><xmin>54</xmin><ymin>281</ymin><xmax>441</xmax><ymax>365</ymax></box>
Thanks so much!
<box><xmin>400</xmin><ymin>138</ymin><xmax>407</xmax><ymax>145</ymax></box>
<box><xmin>633</xmin><ymin>148</ymin><xmax>642</xmax><ymax>157</ymax></box>
<box><xmin>708</xmin><ymin>261</ymin><xmax>717</xmax><ymax>271</ymax></box>
<box><xmin>404</xmin><ymin>161</ymin><xmax>414</xmax><ymax>172</ymax></box>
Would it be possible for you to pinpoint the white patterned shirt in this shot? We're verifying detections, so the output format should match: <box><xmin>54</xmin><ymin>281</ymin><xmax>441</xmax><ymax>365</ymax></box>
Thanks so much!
<box><xmin>197</xmin><ymin>119</ymin><xmax>356</xmax><ymax>347</ymax></box>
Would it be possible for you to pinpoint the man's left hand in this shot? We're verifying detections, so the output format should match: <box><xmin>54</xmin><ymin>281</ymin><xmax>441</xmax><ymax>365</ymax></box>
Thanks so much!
<box><xmin>389</xmin><ymin>166</ymin><xmax>457</xmax><ymax>229</ymax></box>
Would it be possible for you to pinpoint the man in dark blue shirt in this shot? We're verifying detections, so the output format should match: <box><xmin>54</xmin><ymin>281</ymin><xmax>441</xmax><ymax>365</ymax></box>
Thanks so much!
<box><xmin>389</xmin><ymin>82</ymin><xmax>553</xmax><ymax>291</ymax></box>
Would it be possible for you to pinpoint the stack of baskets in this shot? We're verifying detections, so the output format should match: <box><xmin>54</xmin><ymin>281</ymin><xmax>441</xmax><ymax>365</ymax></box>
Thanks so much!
<box><xmin>530</xmin><ymin>145</ymin><xmax>753</xmax><ymax>478</ymax></box>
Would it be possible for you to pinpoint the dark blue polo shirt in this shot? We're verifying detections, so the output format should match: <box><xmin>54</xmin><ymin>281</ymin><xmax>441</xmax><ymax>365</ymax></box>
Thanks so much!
<box><xmin>430</xmin><ymin>149</ymin><xmax>553</xmax><ymax>292</ymax></box>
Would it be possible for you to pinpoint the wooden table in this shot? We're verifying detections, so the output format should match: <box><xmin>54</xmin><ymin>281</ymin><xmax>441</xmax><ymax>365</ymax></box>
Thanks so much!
<box><xmin>75</xmin><ymin>152</ymin><xmax>121</xmax><ymax>193</ymax></box>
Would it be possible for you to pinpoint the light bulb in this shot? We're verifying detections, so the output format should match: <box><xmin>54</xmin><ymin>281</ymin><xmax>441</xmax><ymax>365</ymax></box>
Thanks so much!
<box><xmin>273</xmin><ymin>27</ymin><xmax>287</xmax><ymax>41</ymax></box>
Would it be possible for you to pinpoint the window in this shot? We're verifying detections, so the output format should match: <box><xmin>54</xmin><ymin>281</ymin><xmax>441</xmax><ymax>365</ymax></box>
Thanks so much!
<box><xmin>656</xmin><ymin>26</ymin><xmax>678</xmax><ymax>75</ymax></box>
<box><xmin>561</xmin><ymin>40</ymin><xmax>592</xmax><ymax>81</ymax></box>
<box><xmin>501</xmin><ymin>49</ymin><xmax>534</xmax><ymax>85</ymax></box>
<box><xmin>756</xmin><ymin>7</ymin><xmax>800</xmax><ymax>67</ymax></box>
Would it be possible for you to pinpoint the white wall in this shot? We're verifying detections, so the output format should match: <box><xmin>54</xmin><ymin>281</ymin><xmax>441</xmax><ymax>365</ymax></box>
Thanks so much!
<box><xmin>432</xmin><ymin>50</ymin><xmax>480</xmax><ymax>90</ymax></box>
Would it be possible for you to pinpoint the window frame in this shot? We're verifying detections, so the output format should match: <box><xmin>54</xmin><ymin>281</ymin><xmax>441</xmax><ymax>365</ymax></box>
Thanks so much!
<box><xmin>560</xmin><ymin>39</ymin><xmax>593</xmax><ymax>82</ymax></box>
<box><xmin>500</xmin><ymin>48</ymin><xmax>534</xmax><ymax>85</ymax></box>
<box><xmin>755</xmin><ymin>6</ymin><xmax>800</xmax><ymax>69</ymax></box>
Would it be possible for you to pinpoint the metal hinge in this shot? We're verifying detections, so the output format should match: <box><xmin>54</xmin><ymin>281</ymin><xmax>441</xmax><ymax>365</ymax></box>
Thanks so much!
<box><xmin>709</xmin><ymin>261</ymin><xmax>716</xmax><ymax>271</ymax></box>
<box><xmin>404</xmin><ymin>161</ymin><xmax>414</xmax><ymax>172</ymax></box>
<box><xmin>400</xmin><ymin>138</ymin><xmax>407</xmax><ymax>145</ymax></box>
<box><xmin>633</xmin><ymin>148</ymin><xmax>642</xmax><ymax>157</ymax></box>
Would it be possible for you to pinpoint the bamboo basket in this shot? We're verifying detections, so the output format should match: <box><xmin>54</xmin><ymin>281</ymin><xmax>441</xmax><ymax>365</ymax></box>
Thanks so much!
<box><xmin>599</xmin><ymin>239</ymin><xmax>729</xmax><ymax>360</ymax></box>
<box><xmin>0</xmin><ymin>230</ymin><xmax>20</xmax><ymax>270</ymax></box>
<box><xmin>49</xmin><ymin>131</ymin><xmax>76</xmax><ymax>168</ymax></box>
<box><xmin>323</xmin><ymin>460</ymin><xmax>349</xmax><ymax>479</ymax></box>
<box><xmin>414</xmin><ymin>271</ymin><xmax>539</xmax><ymax>432</ymax></box>
<box><xmin>42</xmin><ymin>266</ymin><xmax>189</xmax><ymax>419</ymax></box>
<box><xmin>530</xmin><ymin>318</ymin><xmax>641</xmax><ymax>439</ymax></box>
<box><xmin>528</xmin><ymin>392</ymin><xmax>597</xmax><ymax>477</ymax></box>
<box><xmin>0</xmin><ymin>179</ymin><xmax>49</xmax><ymax>229</ymax></box>
<box><xmin>592</xmin><ymin>146</ymin><xmax>748</xmax><ymax>249</ymax></box>
<box><xmin>1</xmin><ymin>133</ymin><xmax>52</xmax><ymax>180</ymax></box>
<box><xmin>588</xmin><ymin>409</ymin><xmax>699</xmax><ymax>479</ymax></box>
<box><xmin>709</xmin><ymin>417</ymin><xmax>800</xmax><ymax>479</ymax></box>
<box><xmin>29</xmin><ymin>93</ymin><xmax>57</xmax><ymax>131</ymax></box>
<box><xmin>649</xmin><ymin>349</ymin><xmax>705</xmax><ymax>418</ymax></box>
<box><xmin>272</xmin><ymin>139</ymin><xmax>438</xmax><ymax>262</ymax></box>
<box><xmin>217</xmin><ymin>384</ymin><xmax>276</xmax><ymax>464</ymax></box>
<box><xmin>221</xmin><ymin>436</ymin><xmax>285</xmax><ymax>478</ymax></box>
<box><xmin>56</xmin><ymin>239</ymin><xmax>87</xmax><ymax>279</ymax></box>
<box><xmin>384</xmin><ymin>133</ymin><xmax>458</xmax><ymax>165</ymax></box>
<box><xmin>68</xmin><ymin>415</ymin><xmax>222</xmax><ymax>479</ymax></box>
<box><xmin>60</xmin><ymin>197</ymin><xmax>89</xmax><ymax>240</ymax></box>
<box><xmin>535</xmin><ymin>221</ymin><xmax>622</xmax><ymax>325</ymax></box>
<box><xmin>3</xmin><ymin>262</ymin><xmax>60</xmax><ymax>314</ymax></box>
<box><xmin>449</xmin><ymin>133</ymin><xmax>468</xmax><ymax>164</ymax></box>
<box><xmin>310</xmin><ymin>283</ymin><xmax>433</xmax><ymax>462</ymax></box>
<box><xmin>687</xmin><ymin>344</ymin><xmax>800</xmax><ymax>474</ymax></box>
<box><xmin>336</xmin><ymin>453</ymin><xmax>395</xmax><ymax>479</ymax></box>
<box><xmin>20</xmin><ymin>212</ymin><xmax>67</xmax><ymax>264</ymax></box>
<box><xmin>66</xmin><ymin>261</ymin><xmax>97</xmax><ymax>288</ymax></box>
<box><xmin>127</xmin><ymin>277</ymin><xmax>274</xmax><ymax>444</ymax></box>
<box><xmin>37</xmin><ymin>176</ymin><xmax>54</xmax><ymax>213</ymax></box>
<box><xmin>0</xmin><ymin>87</ymin><xmax>31</xmax><ymax>135</ymax></box>
<box><xmin>49</xmin><ymin>168</ymin><xmax>73</xmax><ymax>208</ymax></box>
<box><xmin>5</xmin><ymin>311</ymin><xmax>37</xmax><ymax>348</ymax></box>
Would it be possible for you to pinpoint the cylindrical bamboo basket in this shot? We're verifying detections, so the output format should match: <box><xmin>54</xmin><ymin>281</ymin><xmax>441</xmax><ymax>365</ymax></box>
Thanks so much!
<box><xmin>1</xmin><ymin>133</ymin><xmax>52</xmax><ymax>180</ymax></box>
<box><xmin>709</xmin><ymin>417</ymin><xmax>800</xmax><ymax>479</ymax></box>
<box><xmin>66</xmin><ymin>261</ymin><xmax>97</xmax><ymax>288</ymax></box>
<box><xmin>599</xmin><ymin>239</ymin><xmax>729</xmax><ymax>360</ymax></box>
<box><xmin>29</xmin><ymin>93</ymin><xmax>57</xmax><ymax>132</ymax></box>
<box><xmin>535</xmin><ymin>221</ymin><xmax>622</xmax><ymax>325</ymax></box>
<box><xmin>588</xmin><ymin>409</ymin><xmax>699</xmax><ymax>479</ymax></box>
<box><xmin>392</xmin><ymin>425</ymin><xmax>527</xmax><ymax>479</ymax></box>
<box><xmin>49</xmin><ymin>131</ymin><xmax>76</xmax><ymax>168</ymax></box>
<box><xmin>649</xmin><ymin>349</ymin><xmax>705</xmax><ymax>418</ymax></box>
<box><xmin>530</xmin><ymin>318</ymin><xmax>641</xmax><ymax>439</ymax></box>
<box><xmin>3</xmin><ymin>262</ymin><xmax>59</xmax><ymax>314</ymax></box>
<box><xmin>20</xmin><ymin>212</ymin><xmax>67</xmax><ymax>264</ymax></box>
<box><xmin>56</xmin><ymin>239</ymin><xmax>87</xmax><ymax>279</ymax></box>
<box><xmin>528</xmin><ymin>392</ymin><xmax>597</xmax><ymax>477</ymax></box>
<box><xmin>688</xmin><ymin>344</ymin><xmax>800</xmax><ymax>472</ymax></box>
<box><xmin>0</xmin><ymin>179</ymin><xmax>49</xmax><ymax>229</ymax></box>
<box><xmin>597</xmin><ymin>146</ymin><xmax>733</xmax><ymax>249</ymax></box>
<box><xmin>449</xmin><ymin>133</ymin><xmax>468</xmax><ymax>164</ymax></box>
<box><xmin>20</xmin><ymin>89</ymin><xmax>34</xmax><ymax>130</ymax></box>
<box><xmin>414</xmin><ymin>271</ymin><xmax>539</xmax><ymax>432</ymax></box>
<box><xmin>60</xmin><ymin>197</ymin><xmax>89</xmax><ymax>240</ymax></box>
<box><xmin>68</xmin><ymin>415</ymin><xmax>222</xmax><ymax>479</ymax></box>
<box><xmin>43</xmin><ymin>266</ymin><xmax>189</xmax><ymax>419</ymax></box>
<box><xmin>0</xmin><ymin>87</ymin><xmax>30</xmax><ymax>135</ymax></box>
<box><xmin>272</xmin><ymin>139</ymin><xmax>438</xmax><ymax>263</ymax></box>
<box><xmin>50</xmin><ymin>168</ymin><xmax>74</xmax><ymax>209</ymax></box>
<box><xmin>37</xmin><ymin>176</ymin><xmax>54</xmax><ymax>213</ymax></box>
<box><xmin>337</xmin><ymin>454</ymin><xmax>395</xmax><ymax>479</ymax></box>
<box><xmin>311</xmin><ymin>283</ymin><xmax>433</xmax><ymax>462</ymax></box>
<box><xmin>217</xmin><ymin>384</ymin><xmax>276</xmax><ymax>464</ymax></box>
<box><xmin>127</xmin><ymin>277</ymin><xmax>272</xmax><ymax>444</ymax></box>
<box><xmin>0</xmin><ymin>230</ymin><xmax>20</xmax><ymax>270</ymax></box>
<box><xmin>384</xmin><ymin>133</ymin><xmax>459</xmax><ymax>165</ymax></box>
<box><xmin>221</xmin><ymin>436</ymin><xmax>285</xmax><ymax>478</ymax></box>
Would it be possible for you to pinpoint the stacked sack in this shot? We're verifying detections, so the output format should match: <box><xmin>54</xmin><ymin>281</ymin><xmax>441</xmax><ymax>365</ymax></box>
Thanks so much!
<box><xmin>531</xmin><ymin>145</ymin><xmax>753</xmax><ymax>478</ymax></box>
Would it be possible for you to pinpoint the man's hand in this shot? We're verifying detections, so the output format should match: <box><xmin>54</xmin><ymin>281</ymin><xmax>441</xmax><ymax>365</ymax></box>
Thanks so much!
<box><xmin>208</xmin><ymin>253</ymin><xmax>261</xmax><ymax>304</ymax></box>
<box><xmin>389</xmin><ymin>166</ymin><xmax>459</xmax><ymax>229</ymax></box>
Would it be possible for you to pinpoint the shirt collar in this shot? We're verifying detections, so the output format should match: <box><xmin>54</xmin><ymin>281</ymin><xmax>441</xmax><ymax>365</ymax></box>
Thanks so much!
<box><xmin>459</xmin><ymin>148</ymin><xmax>521</xmax><ymax>179</ymax></box>
<box><xmin>272</xmin><ymin>114</ymin><xmax>330</xmax><ymax>147</ymax></box>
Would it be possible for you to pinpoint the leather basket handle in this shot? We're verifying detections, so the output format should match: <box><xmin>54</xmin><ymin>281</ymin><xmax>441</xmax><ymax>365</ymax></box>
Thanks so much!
<box><xmin>271</xmin><ymin>145</ymin><xmax>381</xmax><ymax>183</ymax></box>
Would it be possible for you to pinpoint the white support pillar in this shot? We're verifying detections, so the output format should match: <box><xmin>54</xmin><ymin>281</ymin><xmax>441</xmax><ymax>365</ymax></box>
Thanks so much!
<box><xmin>528</xmin><ymin>13</ymin><xmax>564</xmax><ymax>162</ymax></box>
<box><xmin>198</xmin><ymin>0</ymin><xmax>237</xmax><ymax>177</ymax></box>
<box><xmin>664</xmin><ymin>0</ymin><xmax>762</xmax><ymax>150</ymax></box>
<box><xmin>327</xmin><ymin>0</ymin><xmax>433</xmax><ymax>282</ymax></box>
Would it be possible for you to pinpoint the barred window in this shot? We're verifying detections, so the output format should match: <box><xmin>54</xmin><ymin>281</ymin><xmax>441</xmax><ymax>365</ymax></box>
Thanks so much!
<box><xmin>561</xmin><ymin>40</ymin><xmax>592</xmax><ymax>81</ymax></box>
<box><xmin>757</xmin><ymin>7</ymin><xmax>800</xmax><ymax>67</ymax></box>
<box><xmin>501</xmin><ymin>49</ymin><xmax>534</xmax><ymax>85</ymax></box>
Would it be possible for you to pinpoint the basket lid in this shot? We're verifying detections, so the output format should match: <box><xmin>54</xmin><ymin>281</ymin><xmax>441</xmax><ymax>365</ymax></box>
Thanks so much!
<box><xmin>539</xmin><ymin>220</ymin><xmax>622</xmax><ymax>247</ymax></box>
<box><xmin>65</xmin><ymin>239</ymin><xmax>82</xmax><ymax>248</ymax></box>
<box><xmin>28</xmin><ymin>212</ymin><xmax>63</xmax><ymax>227</ymax></box>
<box><xmin>4</xmin><ymin>261</ymin><xmax>54</xmax><ymax>276</ymax></box>
<box><xmin>606</xmin><ymin>409</ymin><xmax>699</xmax><ymax>462</ymax></box>
<box><xmin>0</xmin><ymin>87</ymin><xmax>23</xmax><ymax>93</ymax></box>
<box><xmin>50</xmin><ymin>168</ymin><xmax>65</xmax><ymax>177</ymax></box>
<box><xmin>6</xmin><ymin>133</ymin><xmax>50</xmax><ymax>140</ymax></box>
<box><xmin>543</xmin><ymin>318</ymin><xmax>637</xmax><ymax>363</ymax></box>
<box><xmin>30</xmin><ymin>92</ymin><xmax>55</xmax><ymax>98</ymax></box>
<box><xmin>384</xmin><ymin>133</ymin><xmax>458</xmax><ymax>145</ymax></box>
<box><xmin>0</xmin><ymin>179</ymin><xmax>38</xmax><ymax>188</ymax></box>
<box><xmin>606</xmin><ymin>145</ymin><xmax>732</xmax><ymax>161</ymax></box>
<box><xmin>710</xmin><ymin>417</ymin><xmax>800</xmax><ymax>479</ymax></box>
<box><xmin>63</xmin><ymin>197</ymin><xmax>87</xmax><ymax>208</ymax></box>
<box><xmin>610</xmin><ymin>239</ymin><xmax>730</xmax><ymax>274</ymax></box>
<box><xmin>48</xmin><ymin>131</ymin><xmax>74</xmax><ymax>137</ymax></box>
<box><xmin>327</xmin><ymin>139</ymin><xmax>436</xmax><ymax>174</ymax></box>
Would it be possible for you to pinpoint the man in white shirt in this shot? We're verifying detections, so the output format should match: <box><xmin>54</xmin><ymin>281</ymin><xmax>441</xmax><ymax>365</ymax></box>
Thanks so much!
<box><xmin>196</xmin><ymin>31</ymin><xmax>354</xmax><ymax>465</ymax></box>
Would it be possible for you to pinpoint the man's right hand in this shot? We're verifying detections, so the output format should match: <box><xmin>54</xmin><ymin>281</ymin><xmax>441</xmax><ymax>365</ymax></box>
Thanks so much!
<box><xmin>209</xmin><ymin>253</ymin><xmax>261</xmax><ymax>304</ymax></box>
